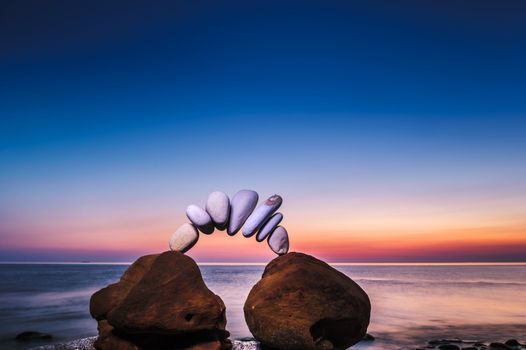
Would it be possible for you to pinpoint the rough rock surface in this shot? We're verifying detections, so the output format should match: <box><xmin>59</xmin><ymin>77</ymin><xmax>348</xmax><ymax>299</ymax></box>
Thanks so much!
<box><xmin>90</xmin><ymin>251</ymin><xmax>230</xmax><ymax>350</ymax></box>
<box><xmin>90</xmin><ymin>254</ymin><xmax>159</xmax><ymax>320</ymax></box>
<box><xmin>244</xmin><ymin>252</ymin><xmax>370</xmax><ymax>350</ymax></box>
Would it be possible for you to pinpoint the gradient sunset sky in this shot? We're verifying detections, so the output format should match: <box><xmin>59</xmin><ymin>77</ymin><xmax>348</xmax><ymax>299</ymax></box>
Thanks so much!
<box><xmin>1</xmin><ymin>1</ymin><xmax>526</xmax><ymax>262</ymax></box>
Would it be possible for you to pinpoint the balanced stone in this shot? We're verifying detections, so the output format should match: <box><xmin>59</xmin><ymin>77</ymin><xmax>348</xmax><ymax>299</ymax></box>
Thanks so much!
<box><xmin>206</xmin><ymin>191</ymin><xmax>230</xmax><ymax>230</ymax></box>
<box><xmin>256</xmin><ymin>212</ymin><xmax>283</xmax><ymax>242</ymax></box>
<box><xmin>268</xmin><ymin>226</ymin><xmax>289</xmax><ymax>255</ymax></box>
<box><xmin>169</xmin><ymin>223</ymin><xmax>199</xmax><ymax>253</ymax></box>
<box><xmin>243</xmin><ymin>194</ymin><xmax>282</xmax><ymax>237</ymax></box>
<box><xmin>186</xmin><ymin>204</ymin><xmax>214</xmax><ymax>234</ymax></box>
<box><xmin>227</xmin><ymin>190</ymin><xmax>258</xmax><ymax>236</ymax></box>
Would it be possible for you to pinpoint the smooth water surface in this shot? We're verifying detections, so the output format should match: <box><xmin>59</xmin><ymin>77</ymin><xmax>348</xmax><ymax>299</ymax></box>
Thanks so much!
<box><xmin>0</xmin><ymin>263</ymin><xmax>525</xmax><ymax>349</ymax></box>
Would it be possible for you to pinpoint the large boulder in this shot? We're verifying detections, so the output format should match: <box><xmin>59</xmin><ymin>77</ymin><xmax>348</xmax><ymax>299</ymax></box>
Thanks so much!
<box><xmin>90</xmin><ymin>254</ymin><xmax>159</xmax><ymax>320</ymax></box>
<box><xmin>244</xmin><ymin>252</ymin><xmax>370</xmax><ymax>350</ymax></box>
<box><xmin>90</xmin><ymin>251</ymin><xmax>230</xmax><ymax>350</ymax></box>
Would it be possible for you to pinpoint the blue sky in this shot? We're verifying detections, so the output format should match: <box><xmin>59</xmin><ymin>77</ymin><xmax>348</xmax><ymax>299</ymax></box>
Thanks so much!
<box><xmin>1</xmin><ymin>1</ymin><xmax>525</xmax><ymax>261</ymax></box>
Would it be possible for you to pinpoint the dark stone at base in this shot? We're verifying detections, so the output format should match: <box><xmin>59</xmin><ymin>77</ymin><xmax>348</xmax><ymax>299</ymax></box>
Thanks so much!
<box><xmin>438</xmin><ymin>345</ymin><xmax>460</xmax><ymax>350</ymax></box>
<box><xmin>16</xmin><ymin>331</ymin><xmax>53</xmax><ymax>342</ymax></box>
<box><xmin>489</xmin><ymin>343</ymin><xmax>511</xmax><ymax>349</ymax></box>
<box><xmin>505</xmin><ymin>339</ymin><xmax>520</xmax><ymax>347</ymax></box>
<box><xmin>363</xmin><ymin>333</ymin><xmax>375</xmax><ymax>341</ymax></box>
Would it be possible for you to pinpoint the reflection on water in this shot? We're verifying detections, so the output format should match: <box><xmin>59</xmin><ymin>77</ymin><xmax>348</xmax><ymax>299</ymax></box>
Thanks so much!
<box><xmin>0</xmin><ymin>263</ymin><xmax>525</xmax><ymax>349</ymax></box>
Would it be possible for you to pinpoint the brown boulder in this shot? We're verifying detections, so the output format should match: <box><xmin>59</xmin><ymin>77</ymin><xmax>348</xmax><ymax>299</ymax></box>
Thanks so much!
<box><xmin>244</xmin><ymin>252</ymin><xmax>371</xmax><ymax>350</ymax></box>
<box><xmin>90</xmin><ymin>254</ymin><xmax>159</xmax><ymax>320</ymax></box>
<box><xmin>91</xmin><ymin>251</ymin><xmax>230</xmax><ymax>350</ymax></box>
<box><xmin>107</xmin><ymin>251</ymin><xmax>226</xmax><ymax>334</ymax></box>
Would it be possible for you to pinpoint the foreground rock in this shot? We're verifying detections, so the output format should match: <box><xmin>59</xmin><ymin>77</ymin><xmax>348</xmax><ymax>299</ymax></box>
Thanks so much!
<box><xmin>90</xmin><ymin>251</ymin><xmax>230</xmax><ymax>350</ymax></box>
<box><xmin>244</xmin><ymin>252</ymin><xmax>370</xmax><ymax>350</ymax></box>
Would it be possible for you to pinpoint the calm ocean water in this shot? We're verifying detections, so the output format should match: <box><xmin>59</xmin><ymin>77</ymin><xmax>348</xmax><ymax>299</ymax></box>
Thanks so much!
<box><xmin>0</xmin><ymin>263</ymin><xmax>525</xmax><ymax>349</ymax></box>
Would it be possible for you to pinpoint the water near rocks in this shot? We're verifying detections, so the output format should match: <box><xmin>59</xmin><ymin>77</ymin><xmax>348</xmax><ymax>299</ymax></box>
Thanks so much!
<box><xmin>1</xmin><ymin>263</ymin><xmax>525</xmax><ymax>350</ymax></box>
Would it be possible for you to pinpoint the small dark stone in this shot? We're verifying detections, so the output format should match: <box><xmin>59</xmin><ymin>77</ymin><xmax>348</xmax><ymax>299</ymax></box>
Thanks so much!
<box><xmin>462</xmin><ymin>347</ymin><xmax>478</xmax><ymax>350</ymax></box>
<box><xmin>363</xmin><ymin>333</ymin><xmax>375</xmax><ymax>341</ymax></box>
<box><xmin>438</xmin><ymin>345</ymin><xmax>460</xmax><ymax>350</ymax></box>
<box><xmin>474</xmin><ymin>343</ymin><xmax>487</xmax><ymax>347</ymax></box>
<box><xmin>489</xmin><ymin>343</ymin><xmax>511</xmax><ymax>350</ymax></box>
<box><xmin>15</xmin><ymin>331</ymin><xmax>53</xmax><ymax>342</ymax></box>
<box><xmin>504</xmin><ymin>339</ymin><xmax>520</xmax><ymax>347</ymax></box>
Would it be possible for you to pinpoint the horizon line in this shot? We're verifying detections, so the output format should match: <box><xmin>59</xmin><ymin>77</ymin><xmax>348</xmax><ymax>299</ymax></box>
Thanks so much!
<box><xmin>1</xmin><ymin>261</ymin><xmax>525</xmax><ymax>266</ymax></box>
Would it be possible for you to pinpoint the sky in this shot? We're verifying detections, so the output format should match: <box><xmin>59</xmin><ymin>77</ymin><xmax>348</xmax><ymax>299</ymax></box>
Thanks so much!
<box><xmin>1</xmin><ymin>0</ymin><xmax>526</xmax><ymax>262</ymax></box>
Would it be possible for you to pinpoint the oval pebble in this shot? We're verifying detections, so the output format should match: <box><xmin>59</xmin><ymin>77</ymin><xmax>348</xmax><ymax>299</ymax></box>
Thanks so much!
<box><xmin>268</xmin><ymin>226</ymin><xmax>289</xmax><ymax>255</ymax></box>
<box><xmin>205</xmin><ymin>191</ymin><xmax>230</xmax><ymax>230</ymax></box>
<box><xmin>186</xmin><ymin>205</ymin><xmax>214</xmax><ymax>234</ymax></box>
<box><xmin>243</xmin><ymin>194</ymin><xmax>282</xmax><ymax>237</ymax></box>
<box><xmin>227</xmin><ymin>190</ymin><xmax>259</xmax><ymax>236</ymax></box>
<box><xmin>256</xmin><ymin>212</ymin><xmax>283</xmax><ymax>242</ymax></box>
<box><xmin>169</xmin><ymin>223</ymin><xmax>199</xmax><ymax>253</ymax></box>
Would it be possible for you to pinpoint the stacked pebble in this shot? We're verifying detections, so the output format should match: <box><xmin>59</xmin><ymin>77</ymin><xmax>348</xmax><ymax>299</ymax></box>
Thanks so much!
<box><xmin>169</xmin><ymin>190</ymin><xmax>289</xmax><ymax>255</ymax></box>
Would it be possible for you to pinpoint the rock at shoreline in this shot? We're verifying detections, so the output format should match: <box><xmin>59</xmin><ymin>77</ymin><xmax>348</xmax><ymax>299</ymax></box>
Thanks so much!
<box><xmin>90</xmin><ymin>254</ymin><xmax>159</xmax><ymax>320</ymax></box>
<box><xmin>15</xmin><ymin>331</ymin><xmax>53</xmax><ymax>342</ymax></box>
<box><xmin>244</xmin><ymin>252</ymin><xmax>371</xmax><ymax>350</ymax></box>
<box><xmin>91</xmin><ymin>251</ymin><xmax>230</xmax><ymax>350</ymax></box>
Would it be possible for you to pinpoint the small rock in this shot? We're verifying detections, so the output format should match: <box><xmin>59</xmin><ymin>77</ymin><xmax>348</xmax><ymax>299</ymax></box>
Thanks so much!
<box><xmin>169</xmin><ymin>223</ymin><xmax>199</xmax><ymax>253</ymax></box>
<box><xmin>255</xmin><ymin>212</ymin><xmax>283</xmax><ymax>242</ymax></box>
<box><xmin>462</xmin><ymin>347</ymin><xmax>479</xmax><ymax>350</ymax></box>
<box><xmin>206</xmin><ymin>192</ymin><xmax>230</xmax><ymax>230</ymax></box>
<box><xmin>489</xmin><ymin>343</ymin><xmax>511</xmax><ymax>349</ymax></box>
<box><xmin>186</xmin><ymin>205</ymin><xmax>214</xmax><ymax>234</ymax></box>
<box><xmin>15</xmin><ymin>331</ymin><xmax>53</xmax><ymax>342</ymax></box>
<box><xmin>227</xmin><ymin>190</ymin><xmax>258</xmax><ymax>236</ymax></box>
<box><xmin>232</xmin><ymin>338</ymin><xmax>261</xmax><ymax>350</ymax></box>
<box><xmin>505</xmin><ymin>339</ymin><xmax>520</xmax><ymax>347</ymax></box>
<box><xmin>267</xmin><ymin>226</ymin><xmax>289</xmax><ymax>255</ymax></box>
<box><xmin>438</xmin><ymin>345</ymin><xmax>460</xmax><ymax>350</ymax></box>
<box><xmin>243</xmin><ymin>194</ymin><xmax>282</xmax><ymax>237</ymax></box>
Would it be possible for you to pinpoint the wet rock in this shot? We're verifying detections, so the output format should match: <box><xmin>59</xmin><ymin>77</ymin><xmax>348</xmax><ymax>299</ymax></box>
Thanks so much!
<box><xmin>438</xmin><ymin>345</ymin><xmax>460</xmax><ymax>350</ymax></box>
<box><xmin>505</xmin><ymin>339</ymin><xmax>520</xmax><ymax>348</ymax></box>
<box><xmin>227</xmin><ymin>190</ymin><xmax>258</xmax><ymax>236</ymax></box>
<box><xmin>362</xmin><ymin>333</ymin><xmax>375</xmax><ymax>341</ymax></box>
<box><xmin>243</xmin><ymin>195</ymin><xmax>282</xmax><ymax>237</ymax></box>
<box><xmin>15</xmin><ymin>331</ymin><xmax>53</xmax><ymax>342</ymax></box>
<box><xmin>186</xmin><ymin>205</ymin><xmax>214</xmax><ymax>234</ymax></box>
<box><xmin>489</xmin><ymin>343</ymin><xmax>511</xmax><ymax>350</ymax></box>
<box><xmin>244</xmin><ymin>252</ymin><xmax>370</xmax><ymax>350</ymax></box>
<box><xmin>169</xmin><ymin>223</ymin><xmax>199</xmax><ymax>253</ymax></box>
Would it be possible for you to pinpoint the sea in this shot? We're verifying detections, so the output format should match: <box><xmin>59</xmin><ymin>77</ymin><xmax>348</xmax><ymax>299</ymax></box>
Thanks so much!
<box><xmin>0</xmin><ymin>263</ymin><xmax>525</xmax><ymax>350</ymax></box>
